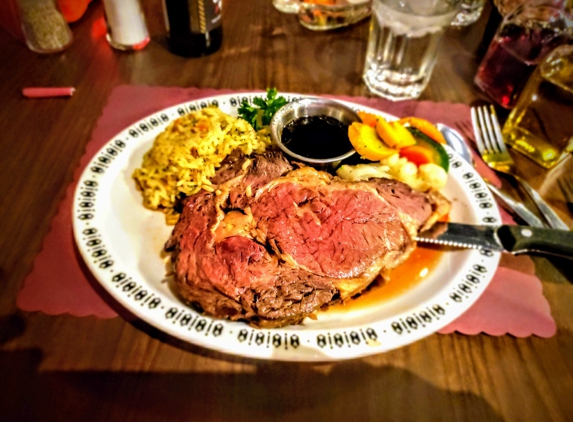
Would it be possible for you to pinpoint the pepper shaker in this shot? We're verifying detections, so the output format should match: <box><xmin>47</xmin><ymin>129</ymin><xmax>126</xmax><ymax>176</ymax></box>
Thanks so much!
<box><xmin>17</xmin><ymin>0</ymin><xmax>73</xmax><ymax>53</ymax></box>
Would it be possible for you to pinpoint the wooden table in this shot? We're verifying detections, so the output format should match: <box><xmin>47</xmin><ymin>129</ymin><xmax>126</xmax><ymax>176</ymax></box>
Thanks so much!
<box><xmin>1</xmin><ymin>1</ymin><xmax>572</xmax><ymax>420</ymax></box>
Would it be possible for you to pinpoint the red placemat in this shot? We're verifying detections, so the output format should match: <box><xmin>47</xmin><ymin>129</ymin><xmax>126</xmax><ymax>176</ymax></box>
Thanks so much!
<box><xmin>16</xmin><ymin>86</ymin><xmax>557</xmax><ymax>338</ymax></box>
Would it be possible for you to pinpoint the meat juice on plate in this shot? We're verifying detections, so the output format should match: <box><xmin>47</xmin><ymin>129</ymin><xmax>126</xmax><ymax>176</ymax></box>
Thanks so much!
<box><xmin>363</xmin><ymin>1</ymin><xmax>457</xmax><ymax>100</ymax></box>
<box><xmin>502</xmin><ymin>45</ymin><xmax>573</xmax><ymax>168</ymax></box>
<box><xmin>326</xmin><ymin>247</ymin><xmax>443</xmax><ymax>314</ymax></box>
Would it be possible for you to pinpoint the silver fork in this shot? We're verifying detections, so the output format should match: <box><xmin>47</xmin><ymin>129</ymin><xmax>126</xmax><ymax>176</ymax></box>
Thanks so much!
<box><xmin>471</xmin><ymin>104</ymin><xmax>569</xmax><ymax>230</ymax></box>
<box><xmin>439</xmin><ymin>124</ymin><xmax>545</xmax><ymax>227</ymax></box>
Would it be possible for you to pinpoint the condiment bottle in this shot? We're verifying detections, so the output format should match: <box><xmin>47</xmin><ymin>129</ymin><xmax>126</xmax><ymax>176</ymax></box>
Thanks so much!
<box><xmin>17</xmin><ymin>0</ymin><xmax>73</xmax><ymax>53</ymax></box>
<box><xmin>502</xmin><ymin>44</ymin><xmax>573</xmax><ymax>168</ymax></box>
<box><xmin>474</xmin><ymin>0</ymin><xmax>573</xmax><ymax>109</ymax></box>
<box><xmin>102</xmin><ymin>0</ymin><xmax>150</xmax><ymax>51</ymax></box>
<box><xmin>163</xmin><ymin>0</ymin><xmax>223</xmax><ymax>57</ymax></box>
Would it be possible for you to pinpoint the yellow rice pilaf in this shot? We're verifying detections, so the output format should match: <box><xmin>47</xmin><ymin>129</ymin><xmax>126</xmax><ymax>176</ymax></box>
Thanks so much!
<box><xmin>132</xmin><ymin>107</ymin><xmax>271</xmax><ymax>224</ymax></box>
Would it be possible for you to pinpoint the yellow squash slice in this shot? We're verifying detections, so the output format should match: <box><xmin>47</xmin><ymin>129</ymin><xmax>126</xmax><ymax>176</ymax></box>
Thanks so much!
<box><xmin>348</xmin><ymin>122</ymin><xmax>398</xmax><ymax>161</ymax></box>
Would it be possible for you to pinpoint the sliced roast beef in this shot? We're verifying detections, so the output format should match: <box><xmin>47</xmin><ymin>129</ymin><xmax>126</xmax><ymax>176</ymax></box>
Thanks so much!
<box><xmin>210</xmin><ymin>150</ymin><xmax>293</xmax><ymax>209</ymax></box>
<box><xmin>166</xmin><ymin>152</ymin><xmax>449</xmax><ymax>328</ymax></box>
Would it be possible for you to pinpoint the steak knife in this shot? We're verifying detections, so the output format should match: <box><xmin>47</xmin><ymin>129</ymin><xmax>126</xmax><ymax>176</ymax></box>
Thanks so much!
<box><xmin>484</xmin><ymin>182</ymin><xmax>545</xmax><ymax>228</ymax></box>
<box><xmin>416</xmin><ymin>222</ymin><xmax>573</xmax><ymax>259</ymax></box>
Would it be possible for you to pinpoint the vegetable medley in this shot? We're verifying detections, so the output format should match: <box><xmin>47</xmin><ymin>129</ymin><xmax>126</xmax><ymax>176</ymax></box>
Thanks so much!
<box><xmin>338</xmin><ymin>112</ymin><xmax>450</xmax><ymax>192</ymax></box>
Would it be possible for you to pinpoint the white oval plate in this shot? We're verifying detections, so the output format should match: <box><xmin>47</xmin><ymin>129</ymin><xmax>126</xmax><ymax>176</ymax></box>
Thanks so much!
<box><xmin>73</xmin><ymin>92</ymin><xmax>501</xmax><ymax>362</ymax></box>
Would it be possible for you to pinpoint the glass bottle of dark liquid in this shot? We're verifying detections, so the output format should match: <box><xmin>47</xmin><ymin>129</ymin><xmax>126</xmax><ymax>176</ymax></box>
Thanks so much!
<box><xmin>474</xmin><ymin>0</ymin><xmax>572</xmax><ymax>109</ymax></box>
<box><xmin>163</xmin><ymin>0</ymin><xmax>223</xmax><ymax>57</ymax></box>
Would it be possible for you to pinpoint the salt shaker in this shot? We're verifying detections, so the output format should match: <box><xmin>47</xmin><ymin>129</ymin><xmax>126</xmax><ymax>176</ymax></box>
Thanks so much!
<box><xmin>102</xmin><ymin>0</ymin><xmax>150</xmax><ymax>51</ymax></box>
<box><xmin>17</xmin><ymin>0</ymin><xmax>73</xmax><ymax>53</ymax></box>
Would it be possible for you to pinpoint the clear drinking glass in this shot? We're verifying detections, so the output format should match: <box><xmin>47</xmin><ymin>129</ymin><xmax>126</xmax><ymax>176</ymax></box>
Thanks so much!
<box><xmin>451</xmin><ymin>0</ymin><xmax>486</xmax><ymax>26</ymax></box>
<box><xmin>363</xmin><ymin>0</ymin><xmax>462</xmax><ymax>101</ymax></box>
<box><xmin>502</xmin><ymin>45</ymin><xmax>573</xmax><ymax>168</ymax></box>
<box><xmin>273</xmin><ymin>0</ymin><xmax>372</xmax><ymax>30</ymax></box>
<box><xmin>297</xmin><ymin>0</ymin><xmax>371</xmax><ymax>30</ymax></box>
<box><xmin>493</xmin><ymin>0</ymin><xmax>528</xmax><ymax>16</ymax></box>
<box><xmin>273</xmin><ymin>0</ymin><xmax>300</xmax><ymax>13</ymax></box>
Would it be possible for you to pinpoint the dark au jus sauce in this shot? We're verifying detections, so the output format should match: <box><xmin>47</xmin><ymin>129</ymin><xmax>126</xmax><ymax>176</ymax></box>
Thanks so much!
<box><xmin>281</xmin><ymin>115</ymin><xmax>352</xmax><ymax>159</ymax></box>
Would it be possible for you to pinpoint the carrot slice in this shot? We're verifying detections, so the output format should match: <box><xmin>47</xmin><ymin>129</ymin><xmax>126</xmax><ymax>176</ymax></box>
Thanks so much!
<box><xmin>357</xmin><ymin>111</ymin><xmax>379</xmax><ymax>128</ymax></box>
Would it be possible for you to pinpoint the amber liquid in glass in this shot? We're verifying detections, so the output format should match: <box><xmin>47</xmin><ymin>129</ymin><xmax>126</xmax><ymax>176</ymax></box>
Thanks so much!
<box><xmin>502</xmin><ymin>50</ymin><xmax>573</xmax><ymax>168</ymax></box>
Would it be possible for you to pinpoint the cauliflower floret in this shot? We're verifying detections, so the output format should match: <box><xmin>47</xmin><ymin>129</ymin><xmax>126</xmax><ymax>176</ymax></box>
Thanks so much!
<box><xmin>382</xmin><ymin>153</ymin><xmax>401</xmax><ymax>168</ymax></box>
<box><xmin>419</xmin><ymin>163</ymin><xmax>448</xmax><ymax>191</ymax></box>
<box><xmin>336</xmin><ymin>163</ymin><xmax>391</xmax><ymax>182</ymax></box>
<box><xmin>337</xmin><ymin>158</ymin><xmax>448</xmax><ymax>193</ymax></box>
<box><xmin>397</xmin><ymin>161</ymin><xmax>418</xmax><ymax>183</ymax></box>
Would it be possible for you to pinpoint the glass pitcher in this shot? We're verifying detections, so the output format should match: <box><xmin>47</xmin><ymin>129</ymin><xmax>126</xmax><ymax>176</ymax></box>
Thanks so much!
<box><xmin>474</xmin><ymin>0</ymin><xmax>573</xmax><ymax>108</ymax></box>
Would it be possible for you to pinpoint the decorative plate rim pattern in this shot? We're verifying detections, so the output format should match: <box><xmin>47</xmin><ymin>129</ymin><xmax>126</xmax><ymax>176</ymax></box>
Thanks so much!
<box><xmin>72</xmin><ymin>92</ymin><xmax>501</xmax><ymax>362</ymax></box>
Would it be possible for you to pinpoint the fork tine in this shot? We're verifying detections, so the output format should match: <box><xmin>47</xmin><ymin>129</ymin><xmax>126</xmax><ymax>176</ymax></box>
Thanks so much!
<box><xmin>470</xmin><ymin>106</ymin><xmax>488</xmax><ymax>156</ymax></box>
<box><xmin>472</xmin><ymin>106</ymin><xmax>568</xmax><ymax>228</ymax></box>
<box><xmin>487</xmin><ymin>105</ymin><xmax>510</xmax><ymax>155</ymax></box>
<box><xmin>478</xmin><ymin>105</ymin><xmax>498</xmax><ymax>154</ymax></box>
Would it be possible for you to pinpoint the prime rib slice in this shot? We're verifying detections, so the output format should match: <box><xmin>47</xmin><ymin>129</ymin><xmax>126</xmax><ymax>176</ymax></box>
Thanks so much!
<box><xmin>165</xmin><ymin>151</ymin><xmax>449</xmax><ymax>328</ymax></box>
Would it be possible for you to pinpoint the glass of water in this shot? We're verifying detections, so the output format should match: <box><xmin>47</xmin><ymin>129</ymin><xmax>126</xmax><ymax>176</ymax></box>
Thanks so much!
<box><xmin>363</xmin><ymin>0</ymin><xmax>462</xmax><ymax>101</ymax></box>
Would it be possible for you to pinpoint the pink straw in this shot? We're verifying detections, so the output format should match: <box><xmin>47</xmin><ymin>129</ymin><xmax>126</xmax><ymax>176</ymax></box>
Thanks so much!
<box><xmin>22</xmin><ymin>87</ymin><xmax>75</xmax><ymax>98</ymax></box>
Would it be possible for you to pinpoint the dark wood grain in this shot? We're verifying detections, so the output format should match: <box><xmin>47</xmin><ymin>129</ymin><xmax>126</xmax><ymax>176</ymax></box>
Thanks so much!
<box><xmin>1</xmin><ymin>1</ymin><xmax>572</xmax><ymax>421</ymax></box>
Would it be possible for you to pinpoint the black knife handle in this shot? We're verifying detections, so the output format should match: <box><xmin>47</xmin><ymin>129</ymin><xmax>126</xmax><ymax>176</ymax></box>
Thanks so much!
<box><xmin>497</xmin><ymin>225</ymin><xmax>573</xmax><ymax>259</ymax></box>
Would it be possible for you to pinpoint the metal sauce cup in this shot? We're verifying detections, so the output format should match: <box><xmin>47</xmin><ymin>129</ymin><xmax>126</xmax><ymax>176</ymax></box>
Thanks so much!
<box><xmin>269</xmin><ymin>98</ymin><xmax>360</xmax><ymax>168</ymax></box>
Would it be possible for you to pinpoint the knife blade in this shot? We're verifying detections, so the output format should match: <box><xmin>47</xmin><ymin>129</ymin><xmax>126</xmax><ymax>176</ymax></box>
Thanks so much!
<box><xmin>416</xmin><ymin>222</ymin><xmax>573</xmax><ymax>259</ymax></box>
<box><xmin>485</xmin><ymin>182</ymin><xmax>545</xmax><ymax>228</ymax></box>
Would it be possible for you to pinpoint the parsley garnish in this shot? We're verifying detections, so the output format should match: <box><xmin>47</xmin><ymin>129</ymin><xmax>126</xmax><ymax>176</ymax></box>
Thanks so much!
<box><xmin>238</xmin><ymin>88</ymin><xmax>288</xmax><ymax>130</ymax></box>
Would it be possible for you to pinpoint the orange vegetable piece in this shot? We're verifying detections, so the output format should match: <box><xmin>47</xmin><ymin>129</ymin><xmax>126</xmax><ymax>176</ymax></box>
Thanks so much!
<box><xmin>438</xmin><ymin>212</ymin><xmax>450</xmax><ymax>222</ymax></box>
<box><xmin>375</xmin><ymin>118</ymin><xmax>416</xmax><ymax>149</ymax></box>
<box><xmin>399</xmin><ymin>145</ymin><xmax>433</xmax><ymax>166</ymax></box>
<box><xmin>58</xmin><ymin>0</ymin><xmax>92</xmax><ymax>23</ymax></box>
<box><xmin>195</xmin><ymin>121</ymin><xmax>210</xmax><ymax>131</ymax></box>
<box><xmin>397</xmin><ymin>117</ymin><xmax>447</xmax><ymax>144</ymax></box>
<box><xmin>348</xmin><ymin>122</ymin><xmax>398</xmax><ymax>161</ymax></box>
<box><xmin>357</xmin><ymin>111</ymin><xmax>379</xmax><ymax>128</ymax></box>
